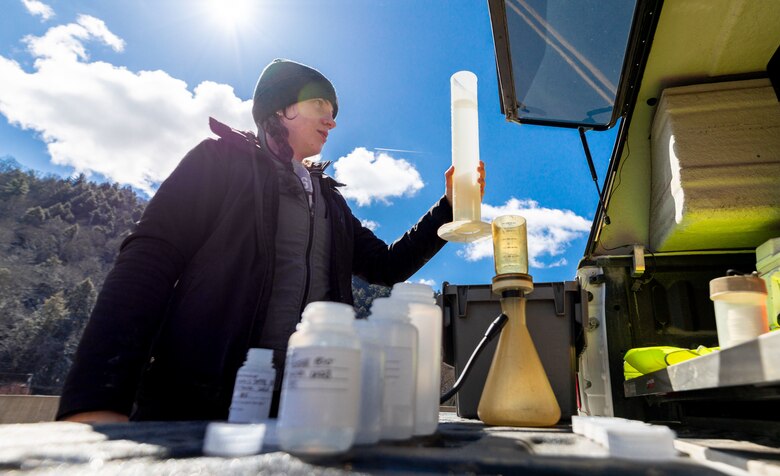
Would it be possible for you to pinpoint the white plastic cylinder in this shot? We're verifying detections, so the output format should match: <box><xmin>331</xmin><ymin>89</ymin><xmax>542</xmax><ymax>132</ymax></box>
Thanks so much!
<box><xmin>391</xmin><ymin>283</ymin><xmax>441</xmax><ymax>436</ymax></box>
<box><xmin>710</xmin><ymin>275</ymin><xmax>769</xmax><ymax>348</ymax></box>
<box><xmin>228</xmin><ymin>348</ymin><xmax>276</xmax><ymax>423</ymax></box>
<box><xmin>353</xmin><ymin>319</ymin><xmax>385</xmax><ymax>445</ymax></box>
<box><xmin>451</xmin><ymin>71</ymin><xmax>481</xmax><ymax>223</ymax></box>
<box><xmin>277</xmin><ymin>302</ymin><xmax>362</xmax><ymax>455</ymax></box>
<box><xmin>369</xmin><ymin>297</ymin><xmax>418</xmax><ymax>440</ymax></box>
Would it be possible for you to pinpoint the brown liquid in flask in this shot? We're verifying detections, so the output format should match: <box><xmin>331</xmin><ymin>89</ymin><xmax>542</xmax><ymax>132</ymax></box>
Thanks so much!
<box><xmin>477</xmin><ymin>296</ymin><xmax>561</xmax><ymax>426</ymax></box>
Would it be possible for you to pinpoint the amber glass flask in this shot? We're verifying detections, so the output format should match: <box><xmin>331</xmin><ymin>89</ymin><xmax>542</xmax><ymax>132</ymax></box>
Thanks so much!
<box><xmin>477</xmin><ymin>296</ymin><xmax>561</xmax><ymax>427</ymax></box>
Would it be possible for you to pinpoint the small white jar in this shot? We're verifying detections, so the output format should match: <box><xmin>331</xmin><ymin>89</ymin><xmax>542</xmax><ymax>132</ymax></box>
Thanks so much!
<box><xmin>710</xmin><ymin>274</ymin><xmax>769</xmax><ymax>348</ymax></box>
<box><xmin>277</xmin><ymin>302</ymin><xmax>362</xmax><ymax>455</ymax></box>
<box><xmin>353</xmin><ymin>319</ymin><xmax>385</xmax><ymax>445</ymax></box>
<box><xmin>228</xmin><ymin>348</ymin><xmax>276</xmax><ymax>423</ymax></box>
<box><xmin>369</xmin><ymin>297</ymin><xmax>418</xmax><ymax>440</ymax></box>
<box><xmin>391</xmin><ymin>282</ymin><xmax>442</xmax><ymax>436</ymax></box>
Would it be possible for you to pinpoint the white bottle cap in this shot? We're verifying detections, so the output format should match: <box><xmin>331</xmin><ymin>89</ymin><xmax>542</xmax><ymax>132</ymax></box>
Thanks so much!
<box><xmin>202</xmin><ymin>422</ymin><xmax>266</xmax><ymax>457</ymax></box>
<box><xmin>246</xmin><ymin>348</ymin><xmax>273</xmax><ymax>366</ymax></box>
<box><xmin>369</xmin><ymin>297</ymin><xmax>408</xmax><ymax>321</ymax></box>
<box><xmin>710</xmin><ymin>275</ymin><xmax>767</xmax><ymax>300</ymax></box>
<box><xmin>391</xmin><ymin>282</ymin><xmax>435</xmax><ymax>303</ymax></box>
<box><xmin>301</xmin><ymin>301</ymin><xmax>355</xmax><ymax>326</ymax></box>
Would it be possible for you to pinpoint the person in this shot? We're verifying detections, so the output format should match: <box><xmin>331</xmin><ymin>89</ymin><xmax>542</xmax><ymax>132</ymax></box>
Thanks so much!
<box><xmin>57</xmin><ymin>59</ymin><xmax>485</xmax><ymax>423</ymax></box>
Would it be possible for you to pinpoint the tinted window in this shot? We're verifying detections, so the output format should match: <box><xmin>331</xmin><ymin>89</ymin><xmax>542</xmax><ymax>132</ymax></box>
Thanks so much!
<box><xmin>502</xmin><ymin>0</ymin><xmax>636</xmax><ymax>127</ymax></box>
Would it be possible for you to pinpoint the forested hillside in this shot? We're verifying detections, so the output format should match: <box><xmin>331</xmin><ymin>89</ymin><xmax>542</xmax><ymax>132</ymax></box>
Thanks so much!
<box><xmin>0</xmin><ymin>157</ymin><xmax>389</xmax><ymax>395</ymax></box>
<box><xmin>0</xmin><ymin>157</ymin><xmax>145</xmax><ymax>394</ymax></box>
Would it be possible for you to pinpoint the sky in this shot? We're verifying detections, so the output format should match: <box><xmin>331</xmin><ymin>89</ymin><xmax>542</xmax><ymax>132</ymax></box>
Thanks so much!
<box><xmin>0</xmin><ymin>0</ymin><xmax>618</xmax><ymax>289</ymax></box>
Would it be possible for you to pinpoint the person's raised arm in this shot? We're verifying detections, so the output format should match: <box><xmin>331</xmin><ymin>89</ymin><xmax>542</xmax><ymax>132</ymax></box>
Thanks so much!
<box><xmin>444</xmin><ymin>160</ymin><xmax>485</xmax><ymax>205</ymax></box>
<box><xmin>352</xmin><ymin>161</ymin><xmax>485</xmax><ymax>286</ymax></box>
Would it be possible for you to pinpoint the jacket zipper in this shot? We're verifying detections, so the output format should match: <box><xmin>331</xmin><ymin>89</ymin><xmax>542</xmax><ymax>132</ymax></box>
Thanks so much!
<box><xmin>299</xmin><ymin>175</ymin><xmax>315</xmax><ymax>316</ymax></box>
<box><xmin>246</xmin><ymin>155</ymin><xmax>275</xmax><ymax>349</ymax></box>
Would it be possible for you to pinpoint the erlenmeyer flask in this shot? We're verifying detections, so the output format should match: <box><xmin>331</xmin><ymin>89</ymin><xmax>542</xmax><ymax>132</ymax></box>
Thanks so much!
<box><xmin>477</xmin><ymin>296</ymin><xmax>561</xmax><ymax>427</ymax></box>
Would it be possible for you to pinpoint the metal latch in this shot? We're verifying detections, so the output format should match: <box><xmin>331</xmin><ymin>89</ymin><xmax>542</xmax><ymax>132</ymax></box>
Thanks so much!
<box><xmin>632</xmin><ymin>244</ymin><xmax>646</xmax><ymax>278</ymax></box>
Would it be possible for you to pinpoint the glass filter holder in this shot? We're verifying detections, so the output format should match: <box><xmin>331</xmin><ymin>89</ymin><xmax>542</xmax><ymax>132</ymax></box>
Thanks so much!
<box><xmin>478</xmin><ymin>214</ymin><xmax>561</xmax><ymax>427</ymax></box>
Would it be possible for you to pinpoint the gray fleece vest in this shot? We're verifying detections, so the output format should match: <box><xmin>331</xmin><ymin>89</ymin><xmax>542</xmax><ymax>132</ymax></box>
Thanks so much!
<box><xmin>257</xmin><ymin>160</ymin><xmax>331</xmax><ymax>351</ymax></box>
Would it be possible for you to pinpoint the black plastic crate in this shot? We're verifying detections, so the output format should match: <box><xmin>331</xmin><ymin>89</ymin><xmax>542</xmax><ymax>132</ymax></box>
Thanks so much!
<box><xmin>442</xmin><ymin>281</ymin><xmax>582</xmax><ymax>420</ymax></box>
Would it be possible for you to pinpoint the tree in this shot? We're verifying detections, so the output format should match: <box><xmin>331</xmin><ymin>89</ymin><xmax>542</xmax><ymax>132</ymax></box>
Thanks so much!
<box><xmin>2</xmin><ymin>172</ymin><xmax>30</xmax><ymax>197</ymax></box>
<box><xmin>66</xmin><ymin>278</ymin><xmax>96</xmax><ymax>324</ymax></box>
<box><xmin>22</xmin><ymin>206</ymin><xmax>48</xmax><ymax>225</ymax></box>
<box><xmin>64</xmin><ymin>278</ymin><xmax>96</xmax><ymax>357</ymax></box>
<box><xmin>28</xmin><ymin>292</ymin><xmax>73</xmax><ymax>394</ymax></box>
<box><xmin>352</xmin><ymin>277</ymin><xmax>390</xmax><ymax>319</ymax></box>
<box><xmin>47</xmin><ymin>202</ymin><xmax>75</xmax><ymax>222</ymax></box>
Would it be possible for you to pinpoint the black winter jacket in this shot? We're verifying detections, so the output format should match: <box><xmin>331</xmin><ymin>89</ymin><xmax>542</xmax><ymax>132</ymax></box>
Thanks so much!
<box><xmin>57</xmin><ymin>122</ymin><xmax>452</xmax><ymax>421</ymax></box>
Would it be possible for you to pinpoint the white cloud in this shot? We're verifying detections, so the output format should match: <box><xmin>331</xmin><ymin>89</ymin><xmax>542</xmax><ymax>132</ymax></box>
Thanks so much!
<box><xmin>23</xmin><ymin>15</ymin><xmax>124</xmax><ymax>61</ymax></box>
<box><xmin>546</xmin><ymin>258</ymin><xmax>568</xmax><ymax>268</ymax></box>
<box><xmin>360</xmin><ymin>219</ymin><xmax>379</xmax><ymax>231</ymax></box>
<box><xmin>416</xmin><ymin>278</ymin><xmax>437</xmax><ymax>288</ymax></box>
<box><xmin>332</xmin><ymin>147</ymin><xmax>424</xmax><ymax>206</ymax></box>
<box><xmin>457</xmin><ymin>198</ymin><xmax>592</xmax><ymax>269</ymax></box>
<box><xmin>0</xmin><ymin>15</ymin><xmax>254</xmax><ymax>195</ymax></box>
<box><xmin>21</xmin><ymin>0</ymin><xmax>54</xmax><ymax>21</ymax></box>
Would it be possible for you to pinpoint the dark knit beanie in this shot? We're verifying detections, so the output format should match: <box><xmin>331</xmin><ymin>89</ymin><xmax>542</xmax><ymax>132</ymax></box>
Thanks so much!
<box><xmin>252</xmin><ymin>59</ymin><xmax>338</xmax><ymax>126</ymax></box>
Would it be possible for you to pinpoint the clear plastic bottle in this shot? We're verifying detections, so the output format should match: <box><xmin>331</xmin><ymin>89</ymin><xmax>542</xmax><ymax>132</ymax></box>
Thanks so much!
<box><xmin>369</xmin><ymin>297</ymin><xmax>418</xmax><ymax>440</ymax></box>
<box><xmin>391</xmin><ymin>282</ymin><xmax>441</xmax><ymax>436</ymax></box>
<box><xmin>277</xmin><ymin>302</ymin><xmax>362</xmax><ymax>455</ymax></box>
<box><xmin>228</xmin><ymin>348</ymin><xmax>276</xmax><ymax>423</ymax></box>
<box><xmin>353</xmin><ymin>319</ymin><xmax>385</xmax><ymax>445</ymax></box>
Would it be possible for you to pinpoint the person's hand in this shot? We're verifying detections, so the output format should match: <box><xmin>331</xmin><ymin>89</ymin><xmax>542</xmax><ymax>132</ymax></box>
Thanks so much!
<box><xmin>445</xmin><ymin>161</ymin><xmax>485</xmax><ymax>205</ymax></box>
<box><xmin>62</xmin><ymin>410</ymin><xmax>129</xmax><ymax>423</ymax></box>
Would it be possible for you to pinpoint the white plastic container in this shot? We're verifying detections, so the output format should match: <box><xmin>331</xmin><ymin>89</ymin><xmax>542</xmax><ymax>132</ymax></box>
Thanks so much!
<box><xmin>437</xmin><ymin>71</ymin><xmax>491</xmax><ymax>242</ymax></box>
<box><xmin>450</xmin><ymin>71</ymin><xmax>482</xmax><ymax>224</ymax></box>
<box><xmin>203</xmin><ymin>422</ymin><xmax>267</xmax><ymax>456</ymax></box>
<box><xmin>391</xmin><ymin>282</ymin><xmax>441</xmax><ymax>436</ymax></box>
<box><xmin>369</xmin><ymin>297</ymin><xmax>418</xmax><ymax>440</ymax></box>
<box><xmin>572</xmin><ymin>416</ymin><xmax>677</xmax><ymax>461</ymax></box>
<box><xmin>228</xmin><ymin>348</ymin><xmax>275</xmax><ymax>423</ymax></box>
<box><xmin>277</xmin><ymin>302</ymin><xmax>362</xmax><ymax>455</ymax></box>
<box><xmin>710</xmin><ymin>274</ymin><xmax>769</xmax><ymax>348</ymax></box>
<box><xmin>353</xmin><ymin>319</ymin><xmax>385</xmax><ymax>445</ymax></box>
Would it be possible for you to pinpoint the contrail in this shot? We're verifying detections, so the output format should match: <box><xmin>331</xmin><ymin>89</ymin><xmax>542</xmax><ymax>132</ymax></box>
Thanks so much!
<box><xmin>374</xmin><ymin>148</ymin><xmax>422</xmax><ymax>154</ymax></box>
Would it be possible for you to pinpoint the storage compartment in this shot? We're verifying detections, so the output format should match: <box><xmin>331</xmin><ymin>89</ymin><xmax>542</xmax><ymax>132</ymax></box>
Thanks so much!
<box><xmin>441</xmin><ymin>282</ymin><xmax>582</xmax><ymax>420</ymax></box>
<box><xmin>578</xmin><ymin>252</ymin><xmax>780</xmax><ymax>430</ymax></box>
<box><xmin>649</xmin><ymin>78</ymin><xmax>780</xmax><ymax>252</ymax></box>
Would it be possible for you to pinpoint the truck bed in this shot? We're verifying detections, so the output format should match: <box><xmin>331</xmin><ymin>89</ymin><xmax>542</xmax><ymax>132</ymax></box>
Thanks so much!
<box><xmin>1</xmin><ymin>412</ymin><xmax>777</xmax><ymax>474</ymax></box>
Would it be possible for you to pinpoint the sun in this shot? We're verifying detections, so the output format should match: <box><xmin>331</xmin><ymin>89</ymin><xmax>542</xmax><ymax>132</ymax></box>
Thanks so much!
<box><xmin>204</xmin><ymin>0</ymin><xmax>255</xmax><ymax>31</ymax></box>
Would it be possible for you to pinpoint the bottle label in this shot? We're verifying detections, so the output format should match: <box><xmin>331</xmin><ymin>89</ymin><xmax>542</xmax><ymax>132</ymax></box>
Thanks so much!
<box><xmin>228</xmin><ymin>368</ymin><xmax>275</xmax><ymax>423</ymax></box>
<box><xmin>384</xmin><ymin>346</ymin><xmax>414</xmax><ymax>406</ymax></box>
<box><xmin>279</xmin><ymin>347</ymin><xmax>361</xmax><ymax>427</ymax></box>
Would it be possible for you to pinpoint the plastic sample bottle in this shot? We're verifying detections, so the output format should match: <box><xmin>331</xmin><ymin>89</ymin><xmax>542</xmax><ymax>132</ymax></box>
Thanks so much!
<box><xmin>369</xmin><ymin>297</ymin><xmax>418</xmax><ymax>440</ymax></box>
<box><xmin>710</xmin><ymin>274</ymin><xmax>769</xmax><ymax>348</ymax></box>
<box><xmin>478</xmin><ymin>296</ymin><xmax>561</xmax><ymax>427</ymax></box>
<box><xmin>391</xmin><ymin>282</ymin><xmax>441</xmax><ymax>436</ymax></box>
<box><xmin>228</xmin><ymin>348</ymin><xmax>276</xmax><ymax>423</ymax></box>
<box><xmin>277</xmin><ymin>302</ymin><xmax>362</xmax><ymax>455</ymax></box>
<box><xmin>353</xmin><ymin>319</ymin><xmax>385</xmax><ymax>445</ymax></box>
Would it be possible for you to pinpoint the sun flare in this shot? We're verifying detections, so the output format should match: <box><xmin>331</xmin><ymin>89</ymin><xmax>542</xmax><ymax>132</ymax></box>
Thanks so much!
<box><xmin>205</xmin><ymin>0</ymin><xmax>255</xmax><ymax>30</ymax></box>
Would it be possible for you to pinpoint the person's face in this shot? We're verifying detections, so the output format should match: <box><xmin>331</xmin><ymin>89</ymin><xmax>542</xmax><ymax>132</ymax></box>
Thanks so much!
<box><xmin>280</xmin><ymin>98</ymin><xmax>336</xmax><ymax>161</ymax></box>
